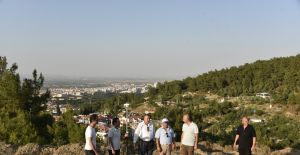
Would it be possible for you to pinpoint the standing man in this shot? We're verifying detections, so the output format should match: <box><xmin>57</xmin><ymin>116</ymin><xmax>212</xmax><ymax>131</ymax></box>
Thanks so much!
<box><xmin>84</xmin><ymin>114</ymin><xmax>99</xmax><ymax>155</ymax></box>
<box><xmin>180</xmin><ymin>114</ymin><xmax>199</xmax><ymax>155</ymax></box>
<box><xmin>134</xmin><ymin>114</ymin><xmax>156</xmax><ymax>155</ymax></box>
<box><xmin>155</xmin><ymin>118</ymin><xmax>176</xmax><ymax>155</ymax></box>
<box><xmin>233</xmin><ymin>117</ymin><xmax>256</xmax><ymax>155</ymax></box>
<box><xmin>108</xmin><ymin>118</ymin><xmax>121</xmax><ymax>155</ymax></box>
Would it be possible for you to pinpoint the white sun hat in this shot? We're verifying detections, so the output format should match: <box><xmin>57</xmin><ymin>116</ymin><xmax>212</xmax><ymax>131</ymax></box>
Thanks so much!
<box><xmin>161</xmin><ymin>118</ymin><xmax>169</xmax><ymax>123</ymax></box>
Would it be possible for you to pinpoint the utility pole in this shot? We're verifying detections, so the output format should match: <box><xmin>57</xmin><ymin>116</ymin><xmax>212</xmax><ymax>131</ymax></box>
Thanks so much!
<box><xmin>123</xmin><ymin>103</ymin><xmax>130</xmax><ymax>155</ymax></box>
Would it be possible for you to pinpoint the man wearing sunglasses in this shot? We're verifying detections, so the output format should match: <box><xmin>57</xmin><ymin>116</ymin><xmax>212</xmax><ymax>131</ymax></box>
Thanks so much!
<box><xmin>134</xmin><ymin>114</ymin><xmax>156</xmax><ymax>155</ymax></box>
<box><xmin>155</xmin><ymin>118</ymin><xmax>176</xmax><ymax>155</ymax></box>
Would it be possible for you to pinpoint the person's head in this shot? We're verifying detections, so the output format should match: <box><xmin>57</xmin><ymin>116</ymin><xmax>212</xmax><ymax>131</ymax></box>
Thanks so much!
<box><xmin>112</xmin><ymin>117</ymin><xmax>120</xmax><ymax>128</ymax></box>
<box><xmin>90</xmin><ymin>114</ymin><xmax>98</xmax><ymax>127</ymax></box>
<box><xmin>161</xmin><ymin>118</ymin><xmax>169</xmax><ymax>129</ymax></box>
<box><xmin>143</xmin><ymin>114</ymin><xmax>151</xmax><ymax>125</ymax></box>
<box><xmin>182</xmin><ymin>113</ymin><xmax>192</xmax><ymax>123</ymax></box>
<box><xmin>242</xmin><ymin>117</ymin><xmax>250</xmax><ymax>126</ymax></box>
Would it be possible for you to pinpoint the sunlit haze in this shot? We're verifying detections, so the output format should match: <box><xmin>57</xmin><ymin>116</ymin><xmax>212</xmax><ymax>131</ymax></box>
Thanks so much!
<box><xmin>1</xmin><ymin>0</ymin><xmax>300</xmax><ymax>79</ymax></box>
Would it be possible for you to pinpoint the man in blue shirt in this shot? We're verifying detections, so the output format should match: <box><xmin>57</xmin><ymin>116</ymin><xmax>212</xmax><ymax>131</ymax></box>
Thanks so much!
<box><xmin>155</xmin><ymin>118</ymin><xmax>176</xmax><ymax>155</ymax></box>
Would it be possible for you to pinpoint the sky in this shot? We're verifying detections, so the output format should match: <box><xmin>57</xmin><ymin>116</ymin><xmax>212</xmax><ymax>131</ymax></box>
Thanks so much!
<box><xmin>1</xmin><ymin>0</ymin><xmax>300</xmax><ymax>79</ymax></box>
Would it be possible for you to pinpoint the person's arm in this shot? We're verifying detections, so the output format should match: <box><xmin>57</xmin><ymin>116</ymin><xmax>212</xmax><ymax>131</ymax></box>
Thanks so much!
<box><xmin>233</xmin><ymin>135</ymin><xmax>239</xmax><ymax>148</ymax></box>
<box><xmin>151</xmin><ymin>123</ymin><xmax>155</xmax><ymax>140</ymax></box>
<box><xmin>194</xmin><ymin>124</ymin><xmax>199</xmax><ymax>149</ymax></box>
<box><xmin>155</xmin><ymin>129</ymin><xmax>161</xmax><ymax>152</ymax></box>
<box><xmin>180</xmin><ymin>132</ymin><xmax>184</xmax><ymax>150</ymax></box>
<box><xmin>133</xmin><ymin>123</ymin><xmax>141</xmax><ymax>143</ymax></box>
<box><xmin>252</xmin><ymin>137</ymin><xmax>256</xmax><ymax>150</ymax></box>
<box><xmin>251</xmin><ymin>127</ymin><xmax>257</xmax><ymax>151</ymax></box>
<box><xmin>108</xmin><ymin>137</ymin><xmax>115</xmax><ymax>154</ymax></box>
<box><xmin>233</xmin><ymin>126</ymin><xmax>240</xmax><ymax>149</ymax></box>
<box><xmin>180</xmin><ymin>124</ymin><xmax>186</xmax><ymax>150</ymax></box>
<box><xmin>181</xmin><ymin>132</ymin><xmax>184</xmax><ymax>143</ymax></box>
<box><xmin>156</xmin><ymin>138</ymin><xmax>162</xmax><ymax>152</ymax></box>
<box><xmin>194</xmin><ymin>133</ymin><xmax>198</xmax><ymax>149</ymax></box>
<box><xmin>88</xmin><ymin>137</ymin><xmax>98</xmax><ymax>155</ymax></box>
<box><xmin>172</xmin><ymin>138</ymin><xmax>176</xmax><ymax>150</ymax></box>
<box><xmin>172</xmin><ymin>130</ymin><xmax>176</xmax><ymax>149</ymax></box>
<box><xmin>108</xmin><ymin>129</ymin><xmax>115</xmax><ymax>153</ymax></box>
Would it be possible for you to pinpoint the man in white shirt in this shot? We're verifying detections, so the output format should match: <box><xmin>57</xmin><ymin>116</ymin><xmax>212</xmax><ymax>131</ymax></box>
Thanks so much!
<box><xmin>155</xmin><ymin>118</ymin><xmax>176</xmax><ymax>155</ymax></box>
<box><xmin>108</xmin><ymin>117</ymin><xmax>121</xmax><ymax>155</ymax></box>
<box><xmin>84</xmin><ymin>114</ymin><xmax>99</xmax><ymax>155</ymax></box>
<box><xmin>134</xmin><ymin>114</ymin><xmax>155</xmax><ymax>155</ymax></box>
<box><xmin>180</xmin><ymin>114</ymin><xmax>199</xmax><ymax>155</ymax></box>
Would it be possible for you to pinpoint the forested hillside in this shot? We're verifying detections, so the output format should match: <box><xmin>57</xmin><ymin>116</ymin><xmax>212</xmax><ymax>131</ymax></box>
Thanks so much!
<box><xmin>149</xmin><ymin>54</ymin><xmax>300</xmax><ymax>104</ymax></box>
<box><xmin>0</xmin><ymin>56</ymin><xmax>85</xmax><ymax>145</ymax></box>
<box><xmin>148</xmin><ymin>54</ymin><xmax>300</xmax><ymax>150</ymax></box>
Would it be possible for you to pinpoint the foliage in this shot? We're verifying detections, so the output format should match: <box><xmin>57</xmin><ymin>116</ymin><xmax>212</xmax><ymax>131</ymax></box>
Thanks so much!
<box><xmin>150</xmin><ymin>54</ymin><xmax>300</xmax><ymax>104</ymax></box>
<box><xmin>0</xmin><ymin>56</ymin><xmax>85</xmax><ymax>146</ymax></box>
<box><xmin>0</xmin><ymin>56</ymin><xmax>51</xmax><ymax>144</ymax></box>
<box><xmin>254</xmin><ymin>115</ymin><xmax>300</xmax><ymax>149</ymax></box>
<box><xmin>49</xmin><ymin>111</ymin><xmax>86</xmax><ymax>145</ymax></box>
<box><xmin>0</xmin><ymin>109</ymin><xmax>37</xmax><ymax>144</ymax></box>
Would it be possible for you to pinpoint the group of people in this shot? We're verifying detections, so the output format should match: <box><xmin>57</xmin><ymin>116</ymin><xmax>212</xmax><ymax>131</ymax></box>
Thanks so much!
<box><xmin>132</xmin><ymin>114</ymin><xmax>198</xmax><ymax>155</ymax></box>
<box><xmin>84</xmin><ymin>114</ymin><xmax>256</xmax><ymax>155</ymax></box>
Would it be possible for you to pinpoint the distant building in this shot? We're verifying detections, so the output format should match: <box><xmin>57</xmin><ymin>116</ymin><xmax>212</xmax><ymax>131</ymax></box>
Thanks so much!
<box><xmin>154</xmin><ymin>82</ymin><xmax>159</xmax><ymax>88</ymax></box>
<box><xmin>250</xmin><ymin>118</ymin><xmax>264</xmax><ymax>123</ymax></box>
<box><xmin>256</xmin><ymin>92</ymin><xmax>270</xmax><ymax>99</ymax></box>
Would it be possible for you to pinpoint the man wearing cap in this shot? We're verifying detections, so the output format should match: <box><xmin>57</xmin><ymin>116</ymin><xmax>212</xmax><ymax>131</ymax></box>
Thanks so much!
<box><xmin>134</xmin><ymin>114</ymin><xmax>156</xmax><ymax>155</ymax></box>
<box><xmin>155</xmin><ymin>118</ymin><xmax>176</xmax><ymax>155</ymax></box>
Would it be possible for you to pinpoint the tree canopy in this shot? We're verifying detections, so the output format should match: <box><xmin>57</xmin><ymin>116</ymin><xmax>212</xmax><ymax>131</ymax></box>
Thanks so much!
<box><xmin>150</xmin><ymin>54</ymin><xmax>300</xmax><ymax>104</ymax></box>
<box><xmin>0</xmin><ymin>56</ymin><xmax>84</xmax><ymax>145</ymax></box>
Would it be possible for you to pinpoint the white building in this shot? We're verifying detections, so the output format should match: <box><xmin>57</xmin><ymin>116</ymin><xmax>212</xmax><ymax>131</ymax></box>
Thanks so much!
<box><xmin>256</xmin><ymin>92</ymin><xmax>270</xmax><ymax>99</ymax></box>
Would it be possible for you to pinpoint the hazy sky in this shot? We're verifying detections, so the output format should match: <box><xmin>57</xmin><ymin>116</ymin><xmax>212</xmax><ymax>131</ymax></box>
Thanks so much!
<box><xmin>1</xmin><ymin>0</ymin><xmax>300</xmax><ymax>79</ymax></box>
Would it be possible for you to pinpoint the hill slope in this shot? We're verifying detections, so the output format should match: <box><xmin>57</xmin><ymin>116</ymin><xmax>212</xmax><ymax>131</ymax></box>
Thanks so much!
<box><xmin>151</xmin><ymin>54</ymin><xmax>300</xmax><ymax>103</ymax></box>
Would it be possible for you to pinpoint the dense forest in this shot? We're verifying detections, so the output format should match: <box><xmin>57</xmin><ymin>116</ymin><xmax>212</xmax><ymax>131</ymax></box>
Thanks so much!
<box><xmin>149</xmin><ymin>54</ymin><xmax>300</xmax><ymax>104</ymax></box>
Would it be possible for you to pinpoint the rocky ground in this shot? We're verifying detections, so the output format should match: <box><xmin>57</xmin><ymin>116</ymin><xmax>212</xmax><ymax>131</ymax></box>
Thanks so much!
<box><xmin>0</xmin><ymin>142</ymin><xmax>87</xmax><ymax>155</ymax></box>
<box><xmin>1</xmin><ymin>141</ymin><xmax>299</xmax><ymax>155</ymax></box>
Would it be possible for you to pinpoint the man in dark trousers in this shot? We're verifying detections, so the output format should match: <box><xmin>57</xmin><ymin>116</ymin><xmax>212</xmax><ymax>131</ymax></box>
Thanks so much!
<box><xmin>133</xmin><ymin>114</ymin><xmax>155</xmax><ymax>155</ymax></box>
<box><xmin>233</xmin><ymin>117</ymin><xmax>256</xmax><ymax>155</ymax></box>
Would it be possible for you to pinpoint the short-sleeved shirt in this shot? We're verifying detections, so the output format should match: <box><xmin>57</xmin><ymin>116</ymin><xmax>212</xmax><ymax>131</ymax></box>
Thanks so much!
<box><xmin>107</xmin><ymin>126</ymin><xmax>121</xmax><ymax>150</ymax></box>
<box><xmin>236</xmin><ymin>125</ymin><xmax>256</xmax><ymax>149</ymax></box>
<box><xmin>181</xmin><ymin>122</ymin><xmax>199</xmax><ymax>146</ymax></box>
<box><xmin>85</xmin><ymin>126</ymin><xmax>97</xmax><ymax>150</ymax></box>
<box><xmin>155</xmin><ymin>127</ymin><xmax>175</xmax><ymax>145</ymax></box>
